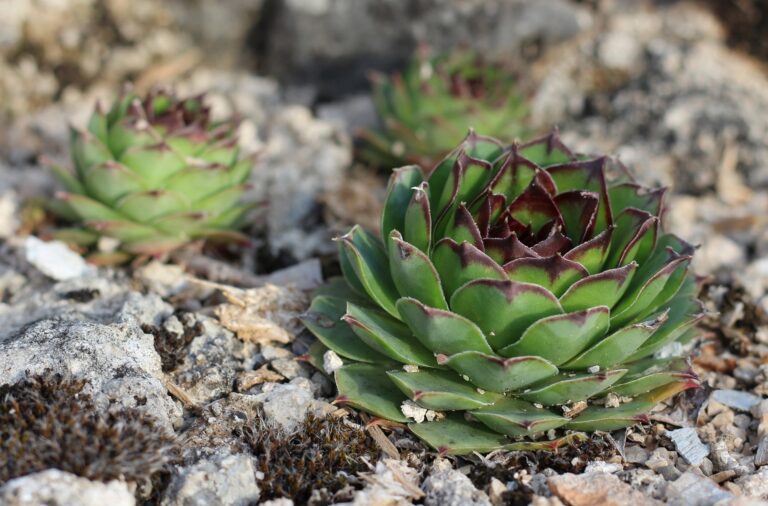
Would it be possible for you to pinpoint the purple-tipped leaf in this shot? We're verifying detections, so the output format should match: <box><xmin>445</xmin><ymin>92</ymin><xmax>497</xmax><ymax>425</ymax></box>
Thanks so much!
<box><xmin>499</xmin><ymin>306</ymin><xmax>610</xmax><ymax>365</ymax></box>
<box><xmin>431</xmin><ymin>238</ymin><xmax>506</xmax><ymax>298</ymax></box>
<box><xmin>388</xmin><ymin>231</ymin><xmax>448</xmax><ymax>309</ymax></box>
<box><xmin>344</xmin><ymin>302</ymin><xmax>438</xmax><ymax>367</ymax></box>
<box><xmin>339</xmin><ymin>226</ymin><xmax>401</xmax><ymax>317</ymax></box>
<box><xmin>403</xmin><ymin>181</ymin><xmax>432</xmax><ymax>252</ymax></box>
<box><xmin>546</xmin><ymin>158</ymin><xmax>612</xmax><ymax>232</ymax></box>
<box><xmin>439</xmin><ymin>351</ymin><xmax>558</xmax><ymax>392</ymax></box>
<box><xmin>396</xmin><ymin>297</ymin><xmax>493</xmax><ymax>355</ymax></box>
<box><xmin>559</xmin><ymin>262</ymin><xmax>637</xmax><ymax>312</ymax></box>
<box><xmin>563</xmin><ymin>227</ymin><xmax>613</xmax><ymax>274</ymax></box>
<box><xmin>450</xmin><ymin>279</ymin><xmax>563</xmax><ymax>350</ymax></box>
<box><xmin>503</xmin><ymin>254</ymin><xmax>588</xmax><ymax>297</ymax></box>
<box><xmin>381</xmin><ymin>166</ymin><xmax>424</xmax><ymax>242</ymax></box>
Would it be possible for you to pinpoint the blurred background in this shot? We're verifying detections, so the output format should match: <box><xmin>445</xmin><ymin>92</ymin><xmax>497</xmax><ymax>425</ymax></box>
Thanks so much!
<box><xmin>0</xmin><ymin>0</ymin><xmax>766</xmax><ymax>295</ymax></box>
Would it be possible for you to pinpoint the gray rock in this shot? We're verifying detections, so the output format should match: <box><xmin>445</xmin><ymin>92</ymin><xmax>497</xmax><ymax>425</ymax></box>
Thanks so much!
<box><xmin>0</xmin><ymin>318</ymin><xmax>181</xmax><ymax>431</ymax></box>
<box><xmin>0</xmin><ymin>470</ymin><xmax>135</xmax><ymax>506</ymax></box>
<box><xmin>736</xmin><ymin>468</ymin><xmax>768</xmax><ymax>500</ymax></box>
<box><xmin>255</xmin><ymin>377</ymin><xmax>316</xmax><ymax>431</ymax></box>
<box><xmin>162</xmin><ymin>451</ymin><xmax>260</xmax><ymax>506</ymax></box>
<box><xmin>625</xmin><ymin>445</ymin><xmax>650</xmax><ymax>464</ymax></box>
<box><xmin>422</xmin><ymin>460</ymin><xmax>491</xmax><ymax>506</ymax></box>
<box><xmin>755</xmin><ymin>437</ymin><xmax>768</xmax><ymax>467</ymax></box>
<box><xmin>249</xmin><ymin>106</ymin><xmax>351</xmax><ymax>261</ymax></box>
<box><xmin>548</xmin><ymin>472</ymin><xmax>663</xmax><ymax>506</ymax></box>
<box><xmin>668</xmin><ymin>427</ymin><xmax>710</xmax><ymax>466</ymax></box>
<box><xmin>531</xmin><ymin>2</ymin><xmax>768</xmax><ymax>193</ymax></box>
<box><xmin>181</xmin><ymin>393</ymin><xmax>263</xmax><ymax>459</ymax></box>
<box><xmin>666</xmin><ymin>472</ymin><xmax>734</xmax><ymax>506</ymax></box>
<box><xmin>317</xmin><ymin>93</ymin><xmax>378</xmax><ymax>134</ymax></box>
<box><xmin>258</xmin><ymin>0</ymin><xmax>590</xmax><ymax>98</ymax></box>
<box><xmin>0</xmin><ymin>271</ymin><xmax>170</xmax><ymax>341</ymax></box>
<box><xmin>711</xmin><ymin>390</ymin><xmax>763</xmax><ymax>412</ymax></box>
<box><xmin>172</xmin><ymin>316</ymin><xmax>253</xmax><ymax>404</ymax></box>
<box><xmin>270</xmin><ymin>357</ymin><xmax>309</xmax><ymax>380</ymax></box>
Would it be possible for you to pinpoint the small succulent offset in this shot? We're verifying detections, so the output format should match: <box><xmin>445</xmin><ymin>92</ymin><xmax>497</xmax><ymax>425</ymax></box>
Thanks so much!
<box><xmin>358</xmin><ymin>51</ymin><xmax>528</xmax><ymax>170</ymax></box>
<box><xmin>303</xmin><ymin>131</ymin><xmax>703</xmax><ymax>455</ymax></box>
<box><xmin>51</xmin><ymin>88</ymin><xmax>254</xmax><ymax>264</ymax></box>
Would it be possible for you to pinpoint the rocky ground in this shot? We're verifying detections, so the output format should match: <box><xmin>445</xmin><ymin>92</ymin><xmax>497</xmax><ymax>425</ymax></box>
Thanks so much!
<box><xmin>1</xmin><ymin>0</ymin><xmax>768</xmax><ymax>505</ymax></box>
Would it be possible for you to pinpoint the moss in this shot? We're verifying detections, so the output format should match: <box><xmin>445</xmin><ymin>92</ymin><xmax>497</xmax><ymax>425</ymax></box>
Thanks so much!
<box><xmin>0</xmin><ymin>372</ymin><xmax>176</xmax><ymax>496</ymax></box>
<box><xmin>141</xmin><ymin>310</ymin><xmax>203</xmax><ymax>372</ymax></box>
<box><xmin>242</xmin><ymin>411</ymin><xmax>379</xmax><ymax>504</ymax></box>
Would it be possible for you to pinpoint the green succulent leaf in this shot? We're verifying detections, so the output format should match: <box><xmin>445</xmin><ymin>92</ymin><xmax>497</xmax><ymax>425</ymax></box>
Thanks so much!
<box><xmin>518</xmin><ymin>131</ymin><xmax>576</xmax><ymax>166</ymax></box>
<box><xmin>388</xmin><ymin>231</ymin><xmax>448</xmax><ymax>309</ymax></box>
<box><xmin>606</xmin><ymin>209</ymin><xmax>658</xmax><ymax>267</ymax></box>
<box><xmin>565</xmin><ymin>399</ymin><xmax>655</xmax><ymax>432</ymax></box>
<box><xmin>403</xmin><ymin>181</ymin><xmax>432</xmax><ymax>252</ymax></box>
<box><xmin>409</xmin><ymin>414</ymin><xmax>511</xmax><ymax>455</ymax></box>
<box><xmin>499</xmin><ymin>306</ymin><xmax>610</xmax><ymax>365</ymax></box>
<box><xmin>339</xmin><ymin>226</ymin><xmax>401</xmax><ymax>317</ymax></box>
<box><xmin>336</xmin><ymin>364</ymin><xmax>409</xmax><ymax>422</ymax></box>
<box><xmin>450</xmin><ymin>279</ymin><xmax>563</xmax><ymax>350</ymax></box>
<box><xmin>300</xmin><ymin>295</ymin><xmax>390</xmax><ymax>364</ymax></box>
<box><xmin>559</xmin><ymin>262</ymin><xmax>637</xmax><ymax>312</ymax></box>
<box><xmin>396</xmin><ymin>297</ymin><xmax>493</xmax><ymax>355</ymax></box>
<box><xmin>439</xmin><ymin>352</ymin><xmax>558</xmax><ymax>393</ymax></box>
<box><xmin>387</xmin><ymin>369</ymin><xmax>497</xmax><ymax>411</ymax></box>
<box><xmin>118</xmin><ymin>143</ymin><xmax>187</xmax><ymax>185</ymax></box>
<box><xmin>382</xmin><ymin>166</ymin><xmax>424</xmax><ymax>241</ymax></box>
<box><xmin>431</xmin><ymin>239</ymin><xmax>506</xmax><ymax>298</ymax></box>
<box><xmin>504</xmin><ymin>254</ymin><xmax>588</xmax><ymax>297</ymax></box>
<box><xmin>344</xmin><ymin>302</ymin><xmax>438</xmax><ymax>367</ymax></box>
<box><xmin>563</xmin><ymin>311</ymin><xmax>668</xmax><ymax>369</ymax></box>
<box><xmin>471</xmin><ymin>398</ymin><xmax>569</xmax><ymax>437</ymax></box>
<box><xmin>519</xmin><ymin>370</ymin><xmax>627</xmax><ymax>406</ymax></box>
<box><xmin>563</xmin><ymin>227</ymin><xmax>613</xmax><ymax>274</ymax></box>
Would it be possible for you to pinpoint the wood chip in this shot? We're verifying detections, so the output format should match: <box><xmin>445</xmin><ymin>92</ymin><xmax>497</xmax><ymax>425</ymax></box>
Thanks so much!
<box><xmin>236</xmin><ymin>365</ymin><xmax>285</xmax><ymax>391</ymax></box>
<box><xmin>710</xmin><ymin>470</ymin><xmax>737</xmax><ymax>483</ymax></box>
<box><xmin>164</xmin><ymin>379</ymin><xmax>198</xmax><ymax>410</ymax></box>
<box><xmin>366</xmin><ymin>424</ymin><xmax>400</xmax><ymax>459</ymax></box>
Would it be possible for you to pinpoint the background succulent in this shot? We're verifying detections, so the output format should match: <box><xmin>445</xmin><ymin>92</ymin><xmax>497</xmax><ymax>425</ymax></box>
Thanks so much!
<box><xmin>358</xmin><ymin>51</ymin><xmax>529</xmax><ymax>170</ymax></box>
<box><xmin>50</xmin><ymin>88</ymin><xmax>255</xmax><ymax>264</ymax></box>
<box><xmin>303</xmin><ymin>130</ymin><xmax>703</xmax><ymax>455</ymax></box>
<box><xmin>0</xmin><ymin>373</ymin><xmax>176</xmax><ymax>495</ymax></box>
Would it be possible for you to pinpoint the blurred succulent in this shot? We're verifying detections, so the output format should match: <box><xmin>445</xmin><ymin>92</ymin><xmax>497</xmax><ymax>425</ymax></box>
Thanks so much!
<box><xmin>358</xmin><ymin>51</ymin><xmax>529</xmax><ymax>170</ymax></box>
<box><xmin>50</xmin><ymin>88</ymin><xmax>255</xmax><ymax>264</ymax></box>
<box><xmin>303</xmin><ymin>130</ymin><xmax>703</xmax><ymax>455</ymax></box>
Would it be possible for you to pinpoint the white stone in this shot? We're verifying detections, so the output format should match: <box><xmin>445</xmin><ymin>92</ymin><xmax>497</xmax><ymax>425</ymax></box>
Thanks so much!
<box><xmin>162</xmin><ymin>451</ymin><xmax>260</xmax><ymax>506</ymax></box>
<box><xmin>24</xmin><ymin>236</ymin><xmax>91</xmax><ymax>280</ymax></box>
<box><xmin>0</xmin><ymin>470</ymin><xmax>134</xmax><ymax>506</ymax></box>
<box><xmin>323</xmin><ymin>349</ymin><xmax>344</xmax><ymax>375</ymax></box>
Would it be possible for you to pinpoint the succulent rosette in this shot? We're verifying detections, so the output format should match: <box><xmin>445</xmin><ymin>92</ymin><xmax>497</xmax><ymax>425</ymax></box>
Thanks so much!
<box><xmin>359</xmin><ymin>51</ymin><xmax>528</xmax><ymax>170</ymax></box>
<box><xmin>50</xmin><ymin>88</ymin><xmax>255</xmax><ymax>263</ymax></box>
<box><xmin>303</xmin><ymin>131</ymin><xmax>703</xmax><ymax>455</ymax></box>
